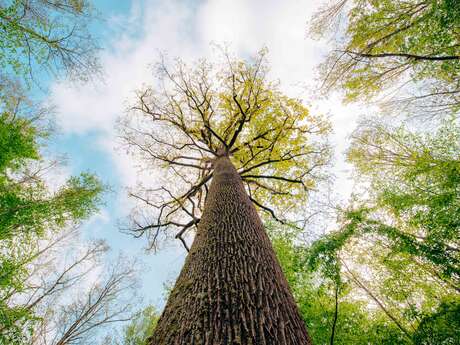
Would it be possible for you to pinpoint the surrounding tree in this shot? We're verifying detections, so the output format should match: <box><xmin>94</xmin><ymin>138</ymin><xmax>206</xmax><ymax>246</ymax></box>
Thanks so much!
<box><xmin>121</xmin><ymin>51</ymin><xmax>330</xmax><ymax>344</ymax></box>
<box><xmin>0</xmin><ymin>0</ymin><xmax>100</xmax><ymax>82</ymax></box>
<box><xmin>43</xmin><ymin>255</ymin><xmax>138</xmax><ymax>345</ymax></box>
<box><xmin>0</xmin><ymin>79</ymin><xmax>138</xmax><ymax>344</ymax></box>
<box><xmin>1</xmin><ymin>228</ymin><xmax>139</xmax><ymax>345</ymax></box>
<box><xmin>0</xmin><ymin>228</ymin><xmax>102</xmax><ymax>344</ymax></box>
<box><xmin>300</xmin><ymin>118</ymin><xmax>459</xmax><ymax>344</ymax></box>
<box><xmin>311</xmin><ymin>0</ymin><xmax>460</xmax><ymax>117</ymax></box>
<box><xmin>0</xmin><ymin>2</ymin><xmax>138</xmax><ymax>344</ymax></box>
<box><xmin>413</xmin><ymin>296</ymin><xmax>460</xmax><ymax>345</ymax></box>
<box><xmin>307</xmin><ymin>2</ymin><xmax>459</xmax><ymax>342</ymax></box>
<box><xmin>346</xmin><ymin>118</ymin><xmax>460</xmax><ymax>285</ymax></box>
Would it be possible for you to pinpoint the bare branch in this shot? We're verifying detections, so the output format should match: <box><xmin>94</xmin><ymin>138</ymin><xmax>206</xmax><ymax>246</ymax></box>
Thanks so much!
<box><xmin>249</xmin><ymin>196</ymin><xmax>285</xmax><ymax>224</ymax></box>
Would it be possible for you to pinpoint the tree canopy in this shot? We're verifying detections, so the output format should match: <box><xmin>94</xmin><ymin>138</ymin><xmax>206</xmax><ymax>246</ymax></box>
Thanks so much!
<box><xmin>0</xmin><ymin>80</ymin><xmax>103</xmax><ymax>242</ymax></box>
<box><xmin>121</xmin><ymin>50</ymin><xmax>331</xmax><ymax>250</ymax></box>
<box><xmin>302</xmin><ymin>1</ymin><xmax>460</xmax><ymax>343</ymax></box>
<box><xmin>269</xmin><ymin>224</ymin><xmax>414</xmax><ymax>345</ymax></box>
<box><xmin>298</xmin><ymin>118</ymin><xmax>459</xmax><ymax>344</ymax></box>
<box><xmin>0</xmin><ymin>0</ymin><xmax>100</xmax><ymax>82</ymax></box>
<box><xmin>313</xmin><ymin>0</ymin><xmax>460</xmax><ymax>117</ymax></box>
<box><xmin>0</xmin><ymin>78</ymin><xmax>140</xmax><ymax>344</ymax></box>
<box><xmin>0</xmin><ymin>2</ymin><xmax>138</xmax><ymax>344</ymax></box>
<box><xmin>346</xmin><ymin>118</ymin><xmax>460</xmax><ymax>283</ymax></box>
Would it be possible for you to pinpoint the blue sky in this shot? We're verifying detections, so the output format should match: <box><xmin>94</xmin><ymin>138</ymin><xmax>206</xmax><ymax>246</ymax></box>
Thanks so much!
<box><xmin>46</xmin><ymin>0</ymin><xmax>367</xmax><ymax>310</ymax></box>
<box><xmin>47</xmin><ymin>0</ymin><xmax>191</xmax><ymax>307</ymax></box>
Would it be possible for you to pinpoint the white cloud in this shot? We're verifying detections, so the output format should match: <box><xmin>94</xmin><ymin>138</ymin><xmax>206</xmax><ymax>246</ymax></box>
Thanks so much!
<box><xmin>51</xmin><ymin>0</ymin><xmax>196</xmax><ymax>135</ymax></box>
<box><xmin>51</xmin><ymin>0</ymin><xmax>333</xmax><ymax>135</ymax></box>
<box><xmin>198</xmin><ymin>0</ymin><xmax>328</xmax><ymax>93</ymax></box>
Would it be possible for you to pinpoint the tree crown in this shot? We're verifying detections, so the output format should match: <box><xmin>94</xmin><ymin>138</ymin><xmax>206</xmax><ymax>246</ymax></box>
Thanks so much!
<box><xmin>312</xmin><ymin>0</ymin><xmax>460</xmax><ymax>116</ymax></box>
<box><xmin>121</xmin><ymin>51</ymin><xmax>331</xmax><ymax>250</ymax></box>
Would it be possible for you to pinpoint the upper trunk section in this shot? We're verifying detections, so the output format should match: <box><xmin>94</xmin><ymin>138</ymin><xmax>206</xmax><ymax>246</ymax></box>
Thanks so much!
<box><xmin>149</xmin><ymin>156</ymin><xmax>311</xmax><ymax>345</ymax></box>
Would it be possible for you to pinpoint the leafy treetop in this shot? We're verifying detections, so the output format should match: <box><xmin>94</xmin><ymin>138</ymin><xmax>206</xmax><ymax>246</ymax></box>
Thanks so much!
<box><xmin>121</xmin><ymin>50</ymin><xmax>331</xmax><ymax>251</ymax></box>
<box><xmin>0</xmin><ymin>78</ymin><xmax>104</xmax><ymax>241</ymax></box>
<box><xmin>312</xmin><ymin>0</ymin><xmax>460</xmax><ymax>117</ymax></box>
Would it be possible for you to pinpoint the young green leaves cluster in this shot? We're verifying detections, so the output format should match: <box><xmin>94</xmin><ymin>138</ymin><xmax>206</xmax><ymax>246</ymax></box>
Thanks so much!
<box><xmin>121</xmin><ymin>51</ymin><xmax>331</xmax><ymax>250</ymax></box>
<box><xmin>0</xmin><ymin>112</ymin><xmax>103</xmax><ymax>241</ymax></box>
<box><xmin>314</xmin><ymin>0</ymin><xmax>460</xmax><ymax>117</ymax></box>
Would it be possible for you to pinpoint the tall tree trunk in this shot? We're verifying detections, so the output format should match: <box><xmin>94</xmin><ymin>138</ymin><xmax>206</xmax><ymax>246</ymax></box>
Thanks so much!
<box><xmin>149</xmin><ymin>155</ymin><xmax>311</xmax><ymax>345</ymax></box>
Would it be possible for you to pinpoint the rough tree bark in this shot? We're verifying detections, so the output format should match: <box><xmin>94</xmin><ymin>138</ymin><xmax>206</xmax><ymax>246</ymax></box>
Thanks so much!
<box><xmin>148</xmin><ymin>153</ymin><xmax>312</xmax><ymax>345</ymax></box>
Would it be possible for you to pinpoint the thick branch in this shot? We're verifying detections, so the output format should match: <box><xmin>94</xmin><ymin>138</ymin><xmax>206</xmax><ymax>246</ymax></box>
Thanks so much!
<box><xmin>227</xmin><ymin>95</ymin><xmax>248</xmax><ymax>149</ymax></box>
<box><xmin>249</xmin><ymin>196</ymin><xmax>285</xmax><ymax>224</ymax></box>
<box><xmin>242</xmin><ymin>174</ymin><xmax>309</xmax><ymax>190</ymax></box>
<box><xmin>344</xmin><ymin>50</ymin><xmax>460</xmax><ymax>61</ymax></box>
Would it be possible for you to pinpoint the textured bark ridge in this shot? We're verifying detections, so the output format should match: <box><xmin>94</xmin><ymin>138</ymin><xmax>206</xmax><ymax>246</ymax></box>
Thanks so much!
<box><xmin>149</xmin><ymin>156</ymin><xmax>312</xmax><ymax>345</ymax></box>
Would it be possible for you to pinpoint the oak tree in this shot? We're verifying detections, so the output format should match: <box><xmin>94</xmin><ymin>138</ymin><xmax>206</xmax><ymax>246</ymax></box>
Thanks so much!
<box><xmin>121</xmin><ymin>50</ymin><xmax>330</xmax><ymax>344</ymax></box>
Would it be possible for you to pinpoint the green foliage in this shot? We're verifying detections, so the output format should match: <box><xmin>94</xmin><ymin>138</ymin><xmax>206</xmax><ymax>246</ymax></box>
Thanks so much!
<box><xmin>309</xmin><ymin>1</ymin><xmax>459</xmax><ymax>342</ymax></box>
<box><xmin>103</xmin><ymin>305</ymin><xmax>160</xmax><ymax>345</ymax></box>
<box><xmin>0</xmin><ymin>113</ymin><xmax>39</xmax><ymax>172</ymax></box>
<box><xmin>346</xmin><ymin>118</ymin><xmax>460</xmax><ymax>282</ymax></box>
<box><xmin>298</xmin><ymin>119</ymin><xmax>459</xmax><ymax>343</ymax></box>
<box><xmin>0</xmin><ymin>84</ymin><xmax>103</xmax><ymax>242</ymax></box>
<box><xmin>413</xmin><ymin>296</ymin><xmax>460</xmax><ymax>345</ymax></box>
<box><xmin>0</xmin><ymin>170</ymin><xmax>104</xmax><ymax>240</ymax></box>
<box><xmin>0</xmin><ymin>302</ymin><xmax>37</xmax><ymax>345</ymax></box>
<box><xmin>316</xmin><ymin>0</ymin><xmax>460</xmax><ymax>114</ymax></box>
<box><xmin>122</xmin><ymin>306</ymin><xmax>159</xmax><ymax>345</ymax></box>
<box><xmin>0</xmin><ymin>90</ymin><xmax>105</xmax><ymax>343</ymax></box>
<box><xmin>0</xmin><ymin>0</ymin><xmax>104</xmax><ymax>341</ymax></box>
<box><xmin>269</xmin><ymin>224</ymin><xmax>412</xmax><ymax>345</ymax></box>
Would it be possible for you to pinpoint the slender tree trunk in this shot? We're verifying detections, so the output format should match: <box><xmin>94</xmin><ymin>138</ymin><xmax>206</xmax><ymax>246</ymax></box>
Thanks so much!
<box><xmin>149</xmin><ymin>155</ymin><xmax>311</xmax><ymax>345</ymax></box>
<box><xmin>329</xmin><ymin>284</ymin><xmax>339</xmax><ymax>345</ymax></box>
